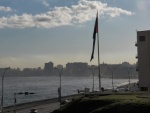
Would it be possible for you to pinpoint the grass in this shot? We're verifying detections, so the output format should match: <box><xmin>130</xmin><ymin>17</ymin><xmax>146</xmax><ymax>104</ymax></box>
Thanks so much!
<box><xmin>52</xmin><ymin>93</ymin><xmax>150</xmax><ymax>113</ymax></box>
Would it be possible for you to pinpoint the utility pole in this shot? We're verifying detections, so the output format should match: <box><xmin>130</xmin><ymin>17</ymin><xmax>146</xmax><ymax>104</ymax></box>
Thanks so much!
<box><xmin>14</xmin><ymin>92</ymin><xmax>35</xmax><ymax>113</ymax></box>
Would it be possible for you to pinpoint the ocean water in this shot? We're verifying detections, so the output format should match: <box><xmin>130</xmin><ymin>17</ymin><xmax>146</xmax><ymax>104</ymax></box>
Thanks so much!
<box><xmin>0</xmin><ymin>76</ymin><xmax>138</xmax><ymax>107</ymax></box>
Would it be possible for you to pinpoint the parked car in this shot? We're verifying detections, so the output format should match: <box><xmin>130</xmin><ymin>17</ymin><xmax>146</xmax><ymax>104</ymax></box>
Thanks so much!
<box><xmin>125</xmin><ymin>88</ymin><xmax>129</xmax><ymax>91</ymax></box>
<box><xmin>30</xmin><ymin>108</ymin><xmax>38</xmax><ymax>113</ymax></box>
<box><xmin>112</xmin><ymin>89</ymin><xmax>119</xmax><ymax>92</ymax></box>
<box><xmin>61</xmin><ymin>100</ymin><xmax>69</xmax><ymax>105</ymax></box>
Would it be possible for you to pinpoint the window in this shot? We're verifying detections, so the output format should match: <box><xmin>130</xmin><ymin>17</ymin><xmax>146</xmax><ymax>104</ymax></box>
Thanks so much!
<box><xmin>139</xmin><ymin>36</ymin><xmax>145</xmax><ymax>42</ymax></box>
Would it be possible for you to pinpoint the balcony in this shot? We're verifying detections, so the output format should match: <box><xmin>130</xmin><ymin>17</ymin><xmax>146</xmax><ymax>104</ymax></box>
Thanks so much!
<box><xmin>136</xmin><ymin>65</ymin><xmax>139</xmax><ymax>71</ymax></box>
<box><xmin>135</xmin><ymin>42</ymin><xmax>137</xmax><ymax>46</ymax></box>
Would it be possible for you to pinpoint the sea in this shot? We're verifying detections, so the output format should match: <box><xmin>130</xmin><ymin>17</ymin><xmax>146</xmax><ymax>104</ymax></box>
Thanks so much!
<box><xmin>0</xmin><ymin>76</ymin><xmax>138</xmax><ymax>107</ymax></box>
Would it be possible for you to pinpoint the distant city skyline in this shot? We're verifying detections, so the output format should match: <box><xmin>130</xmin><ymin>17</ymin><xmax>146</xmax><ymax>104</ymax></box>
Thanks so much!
<box><xmin>0</xmin><ymin>61</ymin><xmax>137</xmax><ymax>78</ymax></box>
<box><xmin>0</xmin><ymin>0</ymin><xmax>149</xmax><ymax>69</ymax></box>
<box><xmin>1</xmin><ymin>61</ymin><xmax>135</xmax><ymax>70</ymax></box>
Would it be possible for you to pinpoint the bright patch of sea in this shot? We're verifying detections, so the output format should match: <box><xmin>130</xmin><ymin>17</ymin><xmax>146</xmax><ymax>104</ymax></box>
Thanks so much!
<box><xmin>0</xmin><ymin>76</ymin><xmax>138</xmax><ymax>107</ymax></box>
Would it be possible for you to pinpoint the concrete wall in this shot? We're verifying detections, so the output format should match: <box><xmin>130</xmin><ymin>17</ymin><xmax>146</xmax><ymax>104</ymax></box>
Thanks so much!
<box><xmin>137</xmin><ymin>30</ymin><xmax>150</xmax><ymax>90</ymax></box>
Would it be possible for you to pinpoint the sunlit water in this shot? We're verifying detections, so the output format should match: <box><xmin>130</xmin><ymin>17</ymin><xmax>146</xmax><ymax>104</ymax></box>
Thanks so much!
<box><xmin>0</xmin><ymin>76</ymin><xmax>138</xmax><ymax>107</ymax></box>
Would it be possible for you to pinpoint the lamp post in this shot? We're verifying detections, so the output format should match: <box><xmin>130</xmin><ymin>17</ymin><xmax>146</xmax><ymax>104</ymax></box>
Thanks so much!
<box><xmin>54</xmin><ymin>67</ymin><xmax>63</xmax><ymax>107</ymax></box>
<box><xmin>1</xmin><ymin>67</ymin><xmax>10</xmax><ymax>113</ymax></box>
<box><xmin>128</xmin><ymin>67</ymin><xmax>133</xmax><ymax>90</ymax></box>
<box><xmin>108</xmin><ymin>68</ymin><xmax>115</xmax><ymax>91</ymax></box>
<box><xmin>89</xmin><ymin>67</ymin><xmax>97</xmax><ymax>92</ymax></box>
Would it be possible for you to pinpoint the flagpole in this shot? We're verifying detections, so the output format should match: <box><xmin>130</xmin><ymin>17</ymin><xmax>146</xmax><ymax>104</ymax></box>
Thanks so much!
<box><xmin>96</xmin><ymin>10</ymin><xmax>101</xmax><ymax>92</ymax></box>
<box><xmin>97</xmin><ymin>25</ymin><xmax>101</xmax><ymax>92</ymax></box>
<box><xmin>90</xmin><ymin>10</ymin><xmax>101</xmax><ymax>91</ymax></box>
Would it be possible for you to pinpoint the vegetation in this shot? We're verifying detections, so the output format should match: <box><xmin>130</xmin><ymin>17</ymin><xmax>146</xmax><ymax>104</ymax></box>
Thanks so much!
<box><xmin>53</xmin><ymin>93</ymin><xmax>150</xmax><ymax>113</ymax></box>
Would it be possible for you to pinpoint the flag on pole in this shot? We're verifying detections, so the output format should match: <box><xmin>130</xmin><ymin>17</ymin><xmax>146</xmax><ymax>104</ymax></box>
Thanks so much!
<box><xmin>90</xmin><ymin>12</ymin><xmax>98</xmax><ymax>61</ymax></box>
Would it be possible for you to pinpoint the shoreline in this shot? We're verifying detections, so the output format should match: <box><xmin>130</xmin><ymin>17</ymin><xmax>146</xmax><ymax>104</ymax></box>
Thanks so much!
<box><xmin>2</xmin><ymin>82</ymin><xmax>139</xmax><ymax>113</ymax></box>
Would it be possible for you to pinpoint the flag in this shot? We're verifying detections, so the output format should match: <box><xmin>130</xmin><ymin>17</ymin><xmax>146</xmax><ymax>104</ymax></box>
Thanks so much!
<box><xmin>90</xmin><ymin>12</ymin><xmax>98</xmax><ymax>61</ymax></box>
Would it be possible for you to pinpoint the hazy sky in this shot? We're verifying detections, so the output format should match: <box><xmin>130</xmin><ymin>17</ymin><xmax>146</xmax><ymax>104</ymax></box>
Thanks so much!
<box><xmin>0</xmin><ymin>0</ymin><xmax>149</xmax><ymax>69</ymax></box>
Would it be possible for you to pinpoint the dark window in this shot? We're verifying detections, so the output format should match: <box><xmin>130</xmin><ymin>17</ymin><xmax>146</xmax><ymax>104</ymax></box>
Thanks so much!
<box><xmin>139</xmin><ymin>36</ymin><xmax>145</xmax><ymax>42</ymax></box>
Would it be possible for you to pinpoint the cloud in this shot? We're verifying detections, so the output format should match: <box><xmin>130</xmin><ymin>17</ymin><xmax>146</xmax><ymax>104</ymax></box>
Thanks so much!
<box><xmin>0</xmin><ymin>0</ymin><xmax>133</xmax><ymax>28</ymax></box>
<box><xmin>0</xmin><ymin>6</ymin><xmax>12</xmax><ymax>12</ymax></box>
<box><xmin>42</xmin><ymin>0</ymin><xmax>49</xmax><ymax>7</ymax></box>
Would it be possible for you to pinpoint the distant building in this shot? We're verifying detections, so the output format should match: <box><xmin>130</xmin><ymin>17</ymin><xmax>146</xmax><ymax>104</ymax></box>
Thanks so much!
<box><xmin>66</xmin><ymin>62</ymin><xmax>88</xmax><ymax>76</ymax></box>
<box><xmin>121</xmin><ymin>62</ymin><xmax>131</xmax><ymax>67</ymax></box>
<box><xmin>44</xmin><ymin>62</ymin><xmax>54</xmax><ymax>74</ymax></box>
<box><xmin>136</xmin><ymin>30</ymin><xmax>150</xmax><ymax>91</ymax></box>
<box><xmin>0</xmin><ymin>68</ymin><xmax>5</xmax><ymax>72</ymax></box>
<box><xmin>56</xmin><ymin>64</ymin><xmax>63</xmax><ymax>69</ymax></box>
<box><xmin>22</xmin><ymin>68</ymin><xmax>33</xmax><ymax>76</ymax></box>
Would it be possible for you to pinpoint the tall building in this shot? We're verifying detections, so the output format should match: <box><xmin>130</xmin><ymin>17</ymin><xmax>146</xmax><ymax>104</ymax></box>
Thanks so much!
<box><xmin>44</xmin><ymin>62</ymin><xmax>54</xmax><ymax>74</ymax></box>
<box><xmin>66</xmin><ymin>62</ymin><xmax>88</xmax><ymax>76</ymax></box>
<box><xmin>136</xmin><ymin>30</ymin><xmax>150</xmax><ymax>91</ymax></box>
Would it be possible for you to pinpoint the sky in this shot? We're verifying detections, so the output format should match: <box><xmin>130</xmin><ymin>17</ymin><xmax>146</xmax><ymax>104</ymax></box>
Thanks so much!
<box><xmin>0</xmin><ymin>0</ymin><xmax>150</xmax><ymax>69</ymax></box>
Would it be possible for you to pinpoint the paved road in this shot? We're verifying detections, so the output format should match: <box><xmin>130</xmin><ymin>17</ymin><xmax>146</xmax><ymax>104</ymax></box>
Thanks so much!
<box><xmin>2</xmin><ymin>94</ymin><xmax>83</xmax><ymax>113</ymax></box>
<box><xmin>16</xmin><ymin>102</ymin><xmax>60</xmax><ymax>113</ymax></box>
<box><xmin>3</xmin><ymin>101</ymin><xmax>60</xmax><ymax>113</ymax></box>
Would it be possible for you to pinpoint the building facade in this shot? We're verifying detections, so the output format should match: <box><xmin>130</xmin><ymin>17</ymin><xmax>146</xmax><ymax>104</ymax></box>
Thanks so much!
<box><xmin>66</xmin><ymin>62</ymin><xmax>88</xmax><ymax>76</ymax></box>
<box><xmin>136</xmin><ymin>30</ymin><xmax>150</xmax><ymax>91</ymax></box>
<box><xmin>44</xmin><ymin>62</ymin><xmax>54</xmax><ymax>74</ymax></box>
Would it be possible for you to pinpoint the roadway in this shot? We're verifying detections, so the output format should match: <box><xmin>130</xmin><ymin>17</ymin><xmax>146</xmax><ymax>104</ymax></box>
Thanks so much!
<box><xmin>2</xmin><ymin>94</ymin><xmax>83</xmax><ymax>113</ymax></box>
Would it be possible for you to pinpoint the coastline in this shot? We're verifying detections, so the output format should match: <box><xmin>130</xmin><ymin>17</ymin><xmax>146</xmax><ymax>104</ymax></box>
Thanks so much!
<box><xmin>1</xmin><ymin>81</ymin><xmax>139</xmax><ymax>113</ymax></box>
